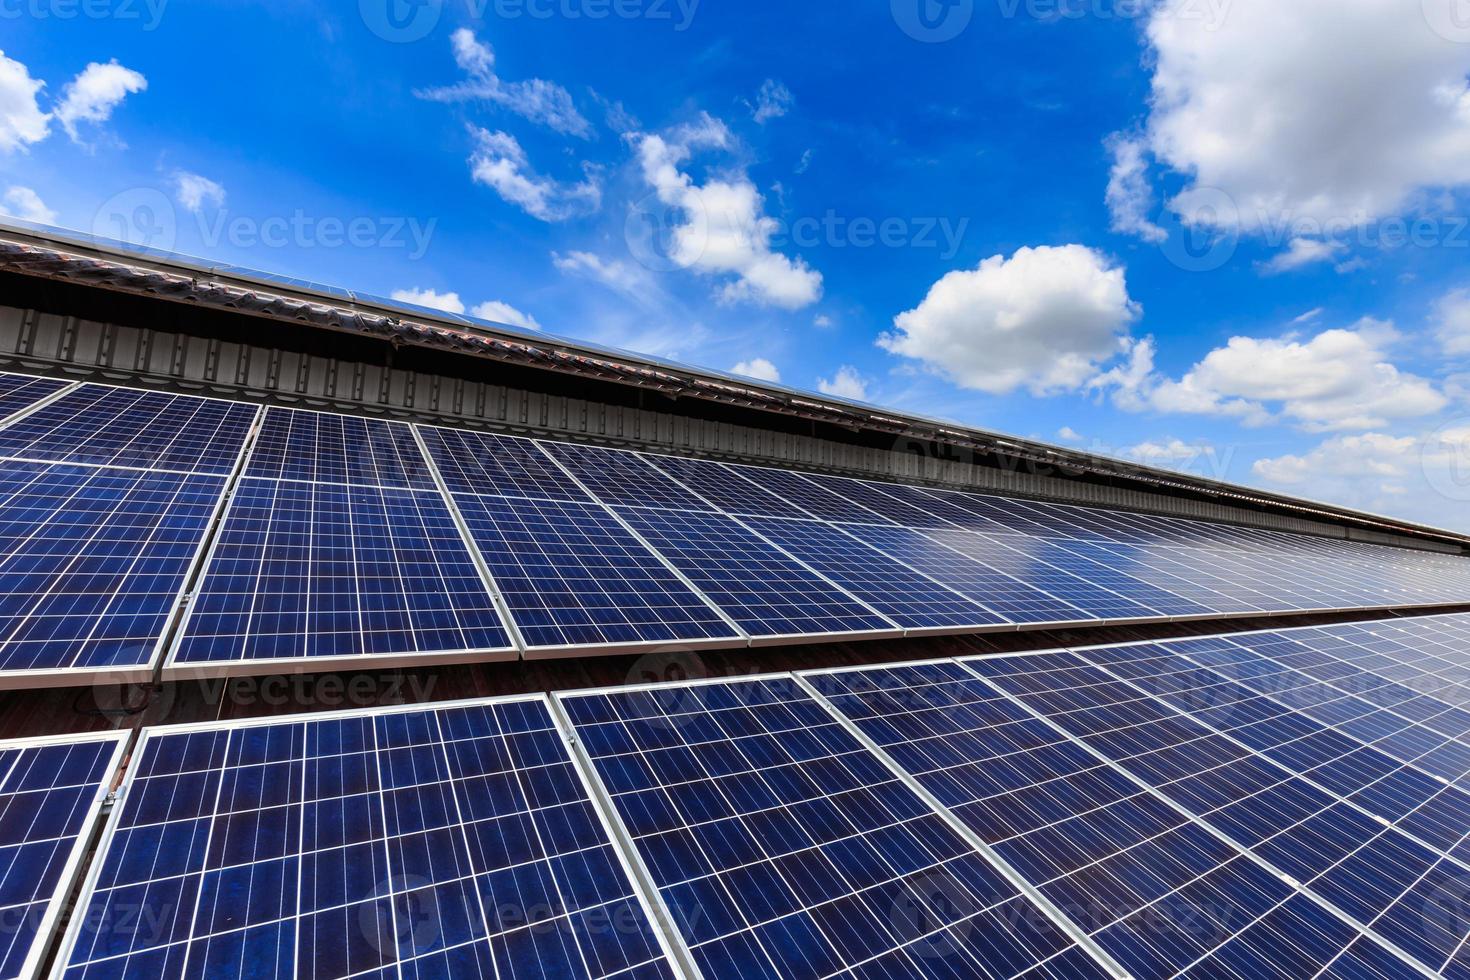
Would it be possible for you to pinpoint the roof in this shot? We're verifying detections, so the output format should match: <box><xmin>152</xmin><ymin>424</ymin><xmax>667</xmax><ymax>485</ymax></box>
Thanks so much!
<box><xmin>1</xmin><ymin>219</ymin><xmax>1464</xmax><ymax>550</ymax></box>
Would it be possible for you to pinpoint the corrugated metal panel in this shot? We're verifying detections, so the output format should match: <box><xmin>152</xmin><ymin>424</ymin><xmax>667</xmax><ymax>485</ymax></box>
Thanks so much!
<box><xmin>0</xmin><ymin>305</ymin><xmax>1457</xmax><ymax>554</ymax></box>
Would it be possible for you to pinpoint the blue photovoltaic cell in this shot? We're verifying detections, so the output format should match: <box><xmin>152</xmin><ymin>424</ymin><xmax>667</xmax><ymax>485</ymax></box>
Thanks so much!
<box><xmin>0</xmin><ymin>460</ymin><xmax>225</xmax><ymax>673</ymax></box>
<box><xmin>641</xmin><ymin>456</ymin><xmax>809</xmax><ymax>519</ymax></box>
<box><xmin>837</xmin><ymin>524</ymin><xmax>1099</xmax><ymax>626</ymax></box>
<box><xmin>725</xmin><ymin>465</ymin><xmax>898</xmax><ymax>525</ymax></box>
<box><xmin>417</xmin><ymin>427</ymin><xmax>592</xmax><ymax>502</ymax></box>
<box><xmin>0</xmin><ymin>374</ymin><xmax>68</xmax><ymax>424</ymax></box>
<box><xmin>452</xmin><ymin>495</ymin><xmax>739</xmax><ymax>650</ymax></box>
<box><xmin>560</xmin><ymin>678</ymin><xmax>1114</xmax><ymax>980</ymax></box>
<box><xmin>245</xmin><ymin>409</ymin><xmax>435</xmax><ymax>489</ymax></box>
<box><xmin>612</xmin><ymin>507</ymin><xmax>898</xmax><ymax>638</ymax></box>
<box><xmin>0</xmin><ymin>386</ymin><xmax>256</xmax><ymax>475</ymax></box>
<box><xmin>173</xmin><ymin>478</ymin><xmax>512</xmax><ymax>665</ymax></box>
<box><xmin>538</xmin><ymin>444</ymin><xmax>715</xmax><ymax>512</ymax></box>
<box><xmin>60</xmin><ymin>700</ymin><xmax>678</xmax><ymax>980</ymax></box>
<box><xmin>0</xmin><ymin>735</ymin><xmax>120</xmax><ymax>980</ymax></box>
<box><xmin>741</xmin><ymin>517</ymin><xmax>1007</xmax><ymax>631</ymax></box>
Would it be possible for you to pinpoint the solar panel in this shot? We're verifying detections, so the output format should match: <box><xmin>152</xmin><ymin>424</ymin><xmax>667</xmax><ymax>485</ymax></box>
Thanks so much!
<box><xmin>802</xmin><ymin>474</ymin><xmax>962</xmax><ymax>529</ymax></box>
<box><xmin>417</xmin><ymin>427</ymin><xmax>593</xmax><ymax>502</ymax></box>
<box><xmin>741</xmin><ymin>517</ymin><xmax>1009</xmax><ymax>632</ymax></box>
<box><xmin>0</xmin><ymin>732</ymin><xmax>125</xmax><ymax>980</ymax></box>
<box><xmin>170</xmin><ymin>477</ymin><xmax>515</xmax><ymax>673</ymax></box>
<box><xmin>724</xmin><ymin>465</ymin><xmax>898</xmax><ymax>525</ymax></box>
<box><xmin>451</xmin><ymin>495</ymin><xmax>740</xmax><ymax>653</ymax></box>
<box><xmin>558</xmin><ymin>677</ymin><xmax>1119</xmax><ymax>980</ymax></box>
<box><xmin>0</xmin><ymin>385</ymin><xmax>257</xmax><ymax>475</ymax></box>
<box><xmin>639</xmin><ymin>455</ymin><xmax>810</xmax><ymax>519</ymax></box>
<box><xmin>611</xmin><ymin>507</ymin><xmax>901</xmax><ymax>640</ymax></box>
<box><xmin>0</xmin><ymin>461</ymin><xmax>227</xmax><ymax>679</ymax></box>
<box><xmin>0</xmin><ymin>374</ymin><xmax>70</xmax><ymax>425</ymax></box>
<box><xmin>538</xmin><ymin>444</ymin><xmax>714</xmax><ymax>512</ymax></box>
<box><xmin>54</xmin><ymin>698</ymin><xmax>682</xmax><ymax>980</ymax></box>
<box><xmin>245</xmin><ymin>408</ymin><xmax>435</xmax><ymax>489</ymax></box>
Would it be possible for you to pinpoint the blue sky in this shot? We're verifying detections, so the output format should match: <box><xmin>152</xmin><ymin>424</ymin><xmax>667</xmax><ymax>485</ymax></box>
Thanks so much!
<box><xmin>6</xmin><ymin>0</ymin><xmax>1470</xmax><ymax>530</ymax></box>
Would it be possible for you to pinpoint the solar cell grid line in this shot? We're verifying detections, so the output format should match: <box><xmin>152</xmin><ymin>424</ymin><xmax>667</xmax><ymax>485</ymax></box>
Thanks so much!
<box><xmin>990</xmin><ymin>538</ymin><xmax>1216</xmax><ymax>620</ymax></box>
<box><xmin>847</xmin><ymin>482</ymin><xmax>1009</xmax><ymax>532</ymax></box>
<box><xmin>166</xmin><ymin>476</ymin><xmax>517</xmax><ymax>676</ymax></box>
<box><xmin>917</xmin><ymin>529</ymin><xmax>1169</xmax><ymax>623</ymax></box>
<box><xmin>0</xmin><ymin>384</ymin><xmax>258</xmax><ymax>476</ymax></box>
<box><xmin>244</xmin><ymin>407</ymin><xmax>437</xmax><ymax>490</ymax></box>
<box><xmin>835</xmin><ymin>524</ymin><xmax>1100</xmax><ymax>627</ymax></box>
<box><xmin>537</xmin><ymin>443</ymin><xmax>716</xmax><ymax>512</ymax></box>
<box><xmin>450</xmin><ymin>494</ymin><xmax>743</xmax><ymax>656</ymax></box>
<box><xmin>721</xmin><ymin>464</ymin><xmax>899</xmax><ymax>526</ymax></box>
<box><xmin>737</xmin><ymin>517</ymin><xmax>1011</xmax><ymax>634</ymax></box>
<box><xmin>961</xmin><ymin>651</ymin><xmax>1453</xmax><ymax>978</ymax></box>
<box><xmin>415</xmin><ymin>426</ymin><xmax>594</xmax><ymax>502</ymax></box>
<box><xmin>0</xmin><ymin>460</ymin><xmax>231</xmax><ymax>684</ymax></box>
<box><xmin>1067</xmin><ymin>635</ymin><xmax>1470</xmax><ymax>865</ymax></box>
<box><xmin>0</xmin><ymin>732</ymin><xmax>126</xmax><ymax>980</ymax></box>
<box><xmin>0</xmin><ymin>375</ymin><xmax>74</xmax><ymax>428</ymax></box>
<box><xmin>800</xmin><ymin>660</ymin><xmax>1377</xmax><ymax>980</ymax></box>
<box><xmin>53</xmin><ymin>696</ymin><xmax>685</xmax><ymax>980</ymax></box>
<box><xmin>635</xmin><ymin>454</ymin><xmax>812</xmax><ymax>520</ymax></box>
<box><xmin>1047</xmin><ymin>540</ymin><xmax>1268</xmax><ymax>617</ymax></box>
<box><xmin>556</xmin><ymin>673</ymin><xmax>1124</xmax><ymax>980</ymax></box>
<box><xmin>797</xmin><ymin>474</ymin><xmax>965</xmax><ymax>530</ymax></box>
<box><xmin>1016</xmin><ymin>503</ymin><xmax>1147</xmax><ymax>546</ymax></box>
<box><xmin>609</xmin><ymin>507</ymin><xmax>904</xmax><ymax>642</ymax></box>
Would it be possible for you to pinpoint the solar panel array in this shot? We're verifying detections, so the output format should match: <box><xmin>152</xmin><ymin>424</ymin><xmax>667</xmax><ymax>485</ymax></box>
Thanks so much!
<box><xmin>0</xmin><ymin>732</ymin><xmax>125</xmax><ymax>980</ymax></box>
<box><xmin>42</xmin><ymin>612</ymin><xmax>1470</xmax><ymax>979</ymax></box>
<box><xmin>0</xmin><ymin>371</ymin><xmax>1465</xmax><ymax>682</ymax></box>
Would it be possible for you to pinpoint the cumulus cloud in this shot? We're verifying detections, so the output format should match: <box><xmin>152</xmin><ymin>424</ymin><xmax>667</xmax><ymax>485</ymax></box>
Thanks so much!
<box><xmin>172</xmin><ymin>171</ymin><xmax>225</xmax><ymax>214</ymax></box>
<box><xmin>419</xmin><ymin>29</ymin><xmax>592</xmax><ymax>138</ymax></box>
<box><xmin>1103</xmin><ymin>319</ymin><xmax>1448</xmax><ymax>432</ymax></box>
<box><xmin>1104</xmin><ymin>133</ymin><xmax>1166</xmax><ymax>243</ymax></box>
<box><xmin>470</xmin><ymin>300</ymin><xmax>541</xmax><ymax>331</ymax></box>
<box><xmin>632</xmin><ymin>113</ymin><xmax>822</xmax><ymax>309</ymax></box>
<box><xmin>817</xmin><ymin>366</ymin><xmax>869</xmax><ymax>401</ymax></box>
<box><xmin>1258</xmin><ymin>237</ymin><xmax>1344</xmax><ymax>275</ymax></box>
<box><xmin>1434</xmin><ymin>288</ymin><xmax>1470</xmax><ymax>357</ymax></box>
<box><xmin>0</xmin><ymin>53</ymin><xmax>49</xmax><ymax>153</ymax></box>
<box><xmin>1253</xmin><ymin>426</ymin><xmax>1470</xmax><ymax>532</ymax></box>
<box><xmin>469</xmin><ymin>127</ymin><xmax>601</xmax><ymax>222</ymax></box>
<box><xmin>731</xmin><ymin>358</ymin><xmax>781</xmax><ymax>382</ymax></box>
<box><xmin>750</xmin><ymin>79</ymin><xmax>794</xmax><ymax>124</ymax></box>
<box><xmin>881</xmin><ymin>244</ymin><xmax>1140</xmax><ymax>396</ymax></box>
<box><xmin>54</xmin><ymin>60</ymin><xmax>146</xmax><ymax>143</ymax></box>
<box><xmin>1</xmin><ymin>186</ymin><xmax>55</xmax><ymax>224</ymax></box>
<box><xmin>1139</xmin><ymin>0</ymin><xmax>1470</xmax><ymax>235</ymax></box>
<box><xmin>391</xmin><ymin>288</ymin><xmax>465</xmax><ymax>314</ymax></box>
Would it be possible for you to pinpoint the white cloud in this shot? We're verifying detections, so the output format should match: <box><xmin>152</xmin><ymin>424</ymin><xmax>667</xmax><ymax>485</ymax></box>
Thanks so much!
<box><xmin>469</xmin><ymin>127</ymin><xmax>601</xmax><ymax>222</ymax></box>
<box><xmin>470</xmin><ymin>300</ymin><xmax>541</xmax><ymax>331</ymax></box>
<box><xmin>751</xmin><ymin>79</ymin><xmax>794</xmax><ymax>124</ymax></box>
<box><xmin>391</xmin><ymin>288</ymin><xmax>465</xmax><ymax>314</ymax></box>
<box><xmin>881</xmin><ymin>244</ymin><xmax>1140</xmax><ymax>396</ymax></box>
<box><xmin>731</xmin><ymin>358</ymin><xmax>781</xmax><ymax>382</ymax></box>
<box><xmin>1434</xmin><ymin>288</ymin><xmax>1470</xmax><ymax>357</ymax></box>
<box><xmin>54</xmin><ymin>60</ymin><xmax>146</xmax><ymax>143</ymax></box>
<box><xmin>814</xmin><ymin>314</ymin><xmax>833</xmax><ymax>329</ymax></box>
<box><xmin>1123</xmin><ymin>438</ymin><xmax>1217</xmax><ymax>464</ymax></box>
<box><xmin>1141</xmin><ymin>0</ymin><xmax>1470</xmax><ymax>234</ymax></box>
<box><xmin>632</xmin><ymin>113</ymin><xmax>822</xmax><ymax>310</ymax></box>
<box><xmin>172</xmin><ymin>171</ymin><xmax>225</xmax><ymax>214</ymax></box>
<box><xmin>1104</xmin><ymin>133</ymin><xmax>1166</xmax><ymax>243</ymax></box>
<box><xmin>1253</xmin><ymin>427</ymin><xmax>1470</xmax><ymax>532</ymax></box>
<box><xmin>1292</xmin><ymin>307</ymin><xmax>1324</xmax><ymax>325</ymax></box>
<box><xmin>1259</xmin><ymin>237</ymin><xmax>1344</xmax><ymax>275</ymax></box>
<box><xmin>0</xmin><ymin>53</ymin><xmax>49</xmax><ymax>153</ymax></box>
<box><xmin>1056</xmin><ymin>426</ymin><xmax>1083</xmax><ymax>442</ymax></box>
<box><xmin>419</xmin><ymin>29</ymin><xmax>592</xmax><ymax>138</ymax></box>
<box><xmin>552</xmin><ymin>250</ymin><xmax>648</xmax><ymax>296</ymax></box>
<box><xmin>1</xmin><ymin>186</ymin><xmax>55</xmax><ymax>224</ymax></box>
<box><xmin>817</xmin><ymin>365</ymin><xmax>869</xmax><ymax>401</ymax></box>
<box><xmin>1105</xmin><ymin>319</ymin><xmax>1448</xmax><ymax>432</ymax></box>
